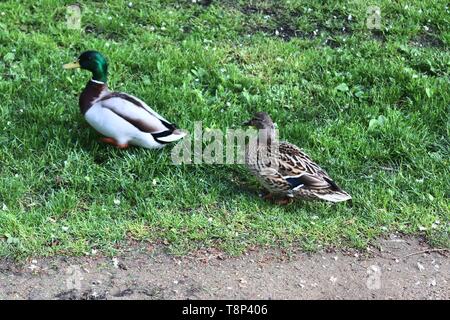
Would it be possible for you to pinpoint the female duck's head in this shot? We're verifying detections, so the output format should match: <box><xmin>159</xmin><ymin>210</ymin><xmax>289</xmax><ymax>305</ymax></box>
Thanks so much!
<box><xmin>63</xmin><ymin>50</ymin><xmax>108</xmax><ymax>83</ymax></box>
<box><xmin>243</xmin><ymin>112</ymin><xmax>275</xmax><ymax>130</ymax></box>
<box><xmin>243</xmin><ymin>111</ymin><xmax>277</xmax><ymax>143</ymax></box>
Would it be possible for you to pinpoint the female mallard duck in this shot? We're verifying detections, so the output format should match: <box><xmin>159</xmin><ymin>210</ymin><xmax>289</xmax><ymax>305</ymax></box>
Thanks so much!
<box><xmin>63</xmin><ymin>50</ymin><xmax>186</xmax><ymax>149</ymax></box>
<box><xmin>243</xmin><ymin>112</ymin><xmax>351</xmax><ymax>204</ymax></box>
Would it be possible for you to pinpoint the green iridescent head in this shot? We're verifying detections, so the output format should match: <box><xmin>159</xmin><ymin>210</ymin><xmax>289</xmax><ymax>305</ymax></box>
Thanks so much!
<box><xmin>63</xmin><ymin>50</ymin><xmax>108</xmax><ymax>83</ymax></box>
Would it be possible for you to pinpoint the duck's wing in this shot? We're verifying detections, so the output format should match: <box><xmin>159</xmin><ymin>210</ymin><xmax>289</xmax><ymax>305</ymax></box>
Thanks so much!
<box><xmin>98</xmin><ymin>92</ymin><xmax>185</xmax><ymax>143</ymax></box>
<box><xmin>276</xmin><ymin>142</ymin><xmax>340</xmax><ymax>192</ymax></box>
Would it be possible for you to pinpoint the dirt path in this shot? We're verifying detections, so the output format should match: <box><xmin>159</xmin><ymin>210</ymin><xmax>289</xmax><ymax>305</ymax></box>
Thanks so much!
<box><xmin>0</xmin><ymin>234</ymin><xmax>448</xmax><ymax>300</ymax></box>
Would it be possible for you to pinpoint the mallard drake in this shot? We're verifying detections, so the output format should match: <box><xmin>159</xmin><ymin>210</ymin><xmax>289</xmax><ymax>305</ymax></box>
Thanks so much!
<box><xmin>63</xmin><ymin>50</ymin><xmax>186</xmax><ymax>149</ymax></box>
<box><xmin>243</xmin><ymin>112</ymin><xmax>352</xmax><ymax>204</ymax></box>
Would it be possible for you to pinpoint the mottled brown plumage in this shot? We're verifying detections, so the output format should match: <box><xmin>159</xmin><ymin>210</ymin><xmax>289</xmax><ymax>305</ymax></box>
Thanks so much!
<box><xmin>243</xmin><ymin>112</ymin><xmax>351</xmax><ymax>203</ymax></box>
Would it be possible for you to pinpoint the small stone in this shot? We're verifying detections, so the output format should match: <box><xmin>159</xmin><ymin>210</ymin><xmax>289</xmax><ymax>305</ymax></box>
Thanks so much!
<box><xmin>417</xmin><ymin>262</ymin><xmax>425</xmax><ymax>271</ymax></box>
<box><xmin>370</xmin><ymin>265</ymin><xmax>380</xmax><ymax>272</ymax></box>
<box><xmin>29</xmin><ymin>264</ymin><xmax>39</xmax><ymax>272</ymax></box>
<box><xmin>112</xmin><ymin>257</ymin><xmax>119</xmax><ymax>268</ymax></box>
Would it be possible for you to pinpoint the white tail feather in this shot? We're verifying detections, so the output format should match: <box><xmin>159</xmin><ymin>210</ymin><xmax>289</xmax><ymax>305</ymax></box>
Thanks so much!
<box><xmin>313</xmin><ymin>191</ymin><xmax>352</xmax><ymax>203</ymax></box>
<box><xmin>156</xmin><ymin>130</ymin><xmax>187</xmax><ymax>143</ymax></box>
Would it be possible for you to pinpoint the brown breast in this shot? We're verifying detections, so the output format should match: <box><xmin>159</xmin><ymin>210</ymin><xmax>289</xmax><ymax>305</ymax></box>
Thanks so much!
<box><xmin>79</xmin><ymin>80</ymin><xmax>108</xmax><ymax>115</ymax></box>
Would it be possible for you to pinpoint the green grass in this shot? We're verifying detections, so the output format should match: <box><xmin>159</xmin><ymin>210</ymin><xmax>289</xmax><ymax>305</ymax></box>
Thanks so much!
<box><xmin>0</xmin><ymin>0</ymin><xmax>449</xmax><ymax>258</ymax></box>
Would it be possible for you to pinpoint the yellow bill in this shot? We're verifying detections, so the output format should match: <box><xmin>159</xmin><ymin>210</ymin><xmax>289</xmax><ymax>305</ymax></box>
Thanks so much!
<box><xmin>63</xmin><ymin>61</ymin><xmax>80</xmax><ymax>69</ymax></box>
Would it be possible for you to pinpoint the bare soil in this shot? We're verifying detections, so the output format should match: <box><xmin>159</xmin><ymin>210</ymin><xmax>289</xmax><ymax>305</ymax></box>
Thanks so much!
<box><xmin>0</xmin><ymin>234</ymin><xmax>448</xmax><ymax>300</ymax></box>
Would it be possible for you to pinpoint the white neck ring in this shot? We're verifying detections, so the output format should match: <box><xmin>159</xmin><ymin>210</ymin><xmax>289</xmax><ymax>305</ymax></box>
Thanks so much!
<box><xmin>90</xmin><ymin>79</ymin><xmax>105</xmax><ymax>84</ymax></box>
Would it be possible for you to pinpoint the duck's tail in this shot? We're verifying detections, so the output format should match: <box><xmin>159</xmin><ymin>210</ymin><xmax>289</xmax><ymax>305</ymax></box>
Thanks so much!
<box><xmin>154</xmin><ymin>129</ymin><xmax>187</xmax><ymax>143</ymax></box>
<box><xmin>313</xmin><ymin>190</ymin><xmax>352</xmax><ymax>203</ymax></box>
